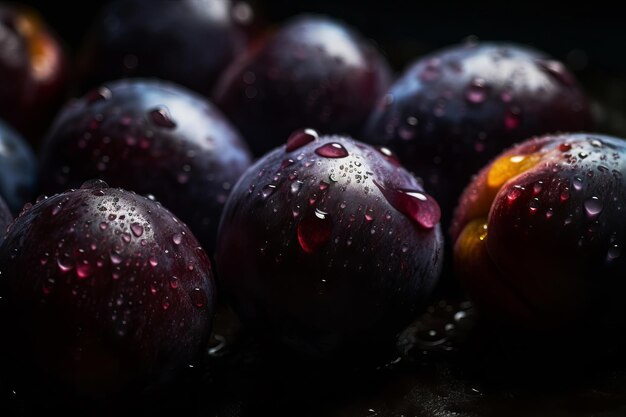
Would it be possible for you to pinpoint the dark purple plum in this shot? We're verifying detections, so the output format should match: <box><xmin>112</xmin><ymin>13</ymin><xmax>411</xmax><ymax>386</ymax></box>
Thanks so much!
<box><xmin>0</xmin><ymin>120</ymin><xmax>37</xmax><ymax>214</ymax></box>
<box><xmin>365</xmin><ymin>42</ymin><xmax>593</xmax><ymax>225</ymax></box>
<box><xmin>216</xmin><ymin>131</ymin><xmax>443</xmax><ymax>356</ymax></box>
<box><xmin>78</xmin><ymin>0</ymin><xmax>252</xmax><ymax>96</ymax></box>
<box><xmin>0</xmin><ymin>4</ymin><xmax>68</xmax><ymax>142</ymax></box>
<box><xmin>213</xmin><ymin>15</ymin><xmax>392</xmax><ymax>156</ymax></box>
<box><xmin>39</xmin><ymin>79</ymin><xmax>252</xmax><ymax>255</ymax></box>
<box><xmin>453</xmin><ymin>134</ymin><xmax>626</xmax><ymax>330</ymax></box>
<box><xmin>0</xmin><ymin>180</ymin><xmax>214</xmax><ymax>400</ymax></box>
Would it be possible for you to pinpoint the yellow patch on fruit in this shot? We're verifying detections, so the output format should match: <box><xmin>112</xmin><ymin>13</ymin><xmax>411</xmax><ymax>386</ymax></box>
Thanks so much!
<box><xmin>454</xmin><ymin>218</ymin><xmax>488</xmax><ymax>264</ymax></box>
<box><xmin>16</xmin><ymin>12</ymin><xmax>55</xmax><ymax>80</ymax></box>
<box><xmin>487</xmin><ymin>153</ymin><xmax>541</xmax><ymax>189</ymax></box>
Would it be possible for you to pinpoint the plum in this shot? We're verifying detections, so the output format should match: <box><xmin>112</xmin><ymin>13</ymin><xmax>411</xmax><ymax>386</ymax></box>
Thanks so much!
<box><xmin>0</xmin><ymin>120</ymin><xmax>37</xmax><ymax>214</ymax></box>
<box><xmin>78</xmin><ymin>0</ymin><xmax>252</xmax><ymax>96</ymax></box>
<box><xmin>0</xmin><ymin>179</ymin><xmax>215</xmax><ymax>401</ymax></box>
<box><xmin>39</xmin><ymin>79</ymin><xmax>252</xmax><ymax>255</ymax></box>
<box><xmin>0</xmin><ymin>4</ymin><xmax>68</xmax><ymax>142</ymax></box>
<box><xmin>452</xmin><ymin>133</ymin><xmax>626</xmax><ymax>329</ymax></box>
<box><xmin>365</xmin><ymin>42</ymin><xmax>593</xmax><ymax>225</ymax></box>
<box><xmin>216</xmin><ymin>131</ymin><xmax>443</xmax><ymax>356</ymax></box>
<box><xmin>213</xmin><ymin>15</ymin><xmax>392</xmax><ymax>156</ymax></box>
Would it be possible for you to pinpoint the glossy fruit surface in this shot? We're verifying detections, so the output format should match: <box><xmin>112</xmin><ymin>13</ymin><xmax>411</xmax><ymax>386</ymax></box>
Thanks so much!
<box><xmin>452</xmin><ymin>133</ymin><xmax>626</xmax><ymax>329</ymax></box>
<box><xmin>78</xmin><ymin>0</ymin><xmax>251</xmax><ymax>96</ymax></box>
<box><xmin>365</xmin><ymin>42</ymin><xmax>593</xmax><ymax>224</ymax></box>
<box><xmin>39</xmin><ymin>79</ymin><xmax>252</xmax><ymax>255</ymax></box>
<box><xmin>216</xmin><ymin>131</ymin><xmax>443</xmax><ymax>356</ymax></box>
<box><xmin>214</xmin><ymin>15</ymin><xmax>392</xmax><ymax>156</ymax></box>
<box><xmin>0</xmin><ymin>4</ymin><xmax>68</xmax><ymax>142</ymax></box>
<box><xmin>0</xmin><ymin>180</ymin><xmax>215</xmax><ymax>399</ymax></box>
<box><xmin>0</xmin><ymin>120</ymin><xmax>37</xmax><ymax>214</ymax></box>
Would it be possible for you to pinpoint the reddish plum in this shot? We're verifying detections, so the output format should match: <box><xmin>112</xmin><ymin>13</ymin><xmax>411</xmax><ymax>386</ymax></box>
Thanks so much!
<box><xmin>216</xmin><ymin>132</ymin><xmax>443</xmax><ymax>356</ymax></box>
<box><xmin>365</xmin><ymin>42</ymin><xmax>592</xmax><ymax>224</ymax></box>
<box><xmin>0</xmin><ymin>180</ymin><xmax>215</xmax><ymax>399</ymax></box>
<box><xmin>39</xmin><ymin>79</ymin><xmax>252</xmax><ymax>255</ymax></box>
<box><xmin>213</xmin><ymin>15</ymin><xmax>392</xmax><ymax>155</ymax></box>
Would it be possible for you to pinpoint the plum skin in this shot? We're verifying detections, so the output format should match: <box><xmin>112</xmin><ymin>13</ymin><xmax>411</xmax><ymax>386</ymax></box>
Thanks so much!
<box><xmin>364</xmin><ymin>42</ymin><xmax>593</xmax><ymax>225</ymax></box>
<box><xmin>216</xmin><ymin>133</ymin><xmax>443</xmax><ymax>356</ymax></box>
<box><xmin>0</xmin><ymin>181</ymin><xmax>215</xmax><ymax>399</ymax></box>
<box><xmin>39</xmin><ymin>79</ymin><xmax>253</xmax><ymax>256</ymax></box>
<box><xmin>213</xmin><ymin>15</ymin><xmax>392</xmax><ymax>156</ymax></box>
<box><xmin>0</xmin><ymin>5</ymin><xmax>68</xmax><ymax>142</ymax></box>
<box><xmin>78</xmin><ymin>0</ymin><xmax>249</xmax><ymax>96</ymax></box>
<box><xmin>452</xmin><ymin>134</ymin><xmax>626</xmax><ymax>329</ymax></box>
<box><xmin>0</xmin><ymin>120</ymin><xmax>37</xmax><ymax>214</ymax></box>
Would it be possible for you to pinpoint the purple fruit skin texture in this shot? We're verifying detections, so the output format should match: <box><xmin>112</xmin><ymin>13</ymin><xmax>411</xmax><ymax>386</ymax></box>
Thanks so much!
<box><xmin>39</xmin><ymin>79</ymin><xmax>253</xmax><ymax>255</ymax></box>
<box><xmin>0</xmin><ymin>184</ymin><xmax>215</xmax><ymax>397</ymax></box>
<box><xmin>216</xmin><ymin>135</ymin><xmax>443</xmax><ymax>356</ymax></box>
<box><xmin>0</xmin><ymin>120</ymin><xmax>37</xmax><ymax>214</ymax></box>
<box><xmin>364</xmin><ymin>42</ymin><xmax>593</xmax><ymax>224</ymax></box>
<box><xmin>78</xmin><ymin>0</ymin><xmax>248</xmax><ymax>96</ymax></box>
<box><xmin>213</xmin><ymin>15</ymin><xmax>392</xmax><ymax>156</ymax></box>
<box><xmin>0</xmin><ymin>196</ymin><xmax>11</xmax><ymax>238</ymax></box>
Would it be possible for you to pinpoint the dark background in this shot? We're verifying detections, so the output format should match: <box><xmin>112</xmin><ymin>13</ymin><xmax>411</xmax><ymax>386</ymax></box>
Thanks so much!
<box><xmin>24</xmin><ymin>1</ymin><xmax>626</xmax><ymax>134</ymax></box>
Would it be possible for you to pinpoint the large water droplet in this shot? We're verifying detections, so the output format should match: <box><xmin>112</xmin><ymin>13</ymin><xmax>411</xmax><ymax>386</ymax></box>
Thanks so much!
<box><xmin>374</xmin><ymin>181</ymin><xmax>440</xmax><ymax>229</ymax></box>
<box><xmin>172</xmin><ymin>233</ymin><xmax>183</xmax><ymax>245</ymax></box>
<box><xmin>86</xmin><ymin>86</ymin><xmax>112</xmax><ymax>104</ymax></box>
<box><xmin>584</xmin><ymin>197</ymin><xmax>603</xmax><ymax>219</ymax></box>
<box><xmin>149</xmin><ymin>107</ymin><xmax>177</xmax><ymax>128</ymax></box>
<box><xmin>297</xmin><ymin>209</ymin><xmax>333</xmax><ymax>253</ymax></box>
<box><xmin>286</xmin><ymin>128</ymin><xmax>318</xmax><ymax>152</ymax></box>
<box><xmin>465</xmin><ymin>78</ymin><xmax>488</xmax><ymax>104</ymax></box>
<box><xmin>261</xmin><ymin>184</ymin><xmax>276</xmax><ymax>198</ymax></box>
<box><xmin>315</xmin><ymin>143</ymin><xmax>349</xmax><ymax>158</ymax></box>
<box><xmin>76</xmin><ymin>262</ymin><xmax>92</xmax><ymax>279</ymax></box>
<box><xmin>130</xmin><ymin>223</ymin><xmax>144</xmax><ymax>237</ymax></box>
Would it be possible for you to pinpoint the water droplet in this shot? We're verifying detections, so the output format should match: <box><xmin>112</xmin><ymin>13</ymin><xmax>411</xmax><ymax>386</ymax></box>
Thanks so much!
<box><xmin>465</xmin><ymin>78</ymin><xmax>488</xmax><ymax>104</ymax></box>
<box><xmin>319</xmin><ymin>181</ymin><xmax>330</xmax><ymax>191</ymax></box>
<box><xmin>578</xmin><ymin>152</ymin><xmax>588</xmax><ymax>159</ymax></box>
<box><xmin>279</xmin><ymin>159</ymin><xmax>294</xmax><ymax>171</ymax></box>
<box><xmin>573</xmin><ymin>177</ymin><xmax>583</xmax><ymax>191</ymax></box>
<box><xmin>297</xmin><ymin>209</ymin><xmax>333</xmax><ymax>253</ymax></box>
<box><xmin>504</xmin><ymin>107</ymin><xmax>521</xmax><ymax>130</ymax></box>
<box><xmin>286</xmin><ymin>128</ymin><xmax>318</xmax><ymax>152</ymax></box>
<box><xmin>86</xmin><ymin>86</ymin><xmax>112</xmax><ymax>104</ymax></box>
<box><xmin>261</xmin><ymin>184</ymin><xmax>276</xmax><ymax>198</ymax></box>
<box><xmin>122</xmin><ymin>233</ymin><xmax>132</xmax><ymax>243</ymax></box>
<box><xmin>607</xmin><ymin>245</ymin><xmax>621</xmax><ymax>262</ymax></box>
<box><xmin>560</xmin><ymin>188</ymin><xmax>570</xmax><ymax>202</ymax></box>
<box><xmin>374</xmin><ymin>181</ymin><xmax>440</xmax><ymax>229</ymax></box>
<box><xmin>533</xmin><ymin>181</ymin><xmax>543</xmax><ymax>195</ymax></box>
<box><xmin>507</xmin><ymin>187</ymin><xmax>522</xmax><ymax>202</ymax></box>
<box><xmin>315</xmin><ymin>143</ymin><xmax>349</xmax><ymax>158</ymax></box>
<box><xmin>51</xmin><ymin>205</ymin><xmax>62</xmax><ymax>216</ymax></box>
<box><xmin>190</xmin><ymin>288</ymin><xmax>207</xmax><ymax>308</ymax></box>
<box><xmin>584</xmin><ymin>197</ymin><xmax>603</xmax><ymax>219</ymax></box>
<box><xmin>76</xmin><ymin>262</ymin><xmax>92</xmax><ymax>279</ymax></box>
<box><xmin>99</xmin><ymin>222</ymin><xmax>108</xmax><ymax>230</ymax></box>
<box><xmin>528</xmin><ymin>198</ymin><xmax>540</xmax><ymax>214</ymax></box>
<box><xmin>378</xmin><ymin>147</ymin><xmax>401</xmax><ymax>166</ymax></box>
<box><xmin>536</xmin><ymin>59</ymin><xmax>574</xmax><ymax>86</ymax></box>
<box><xmin>110</xmin><ymin>251</ymin><xmax>123</xmax><ymax>264</ymax></box>
<box><xmin>162</xmin><ymin>299</ymin><xmax>171</xmax><ymax>310</ymax></box>
<box><xmin>170</xmin><ymin>276</ymin><xmax>179</xmax><ymax>289</ymax></box>
<box><xmin>81</xmin><ymin>179</ymin><xmax>109</xmax><ymax>189</ymax></box>
<box><xmin>419</xmin><ymin>58</ymin><xmax>441</xmax><ymax>82</ymax></box>
<box><xmin>149</xmin><ymin>257</ymin><xmax>158</xmax><ymax>267</ymax></box>
<box><xmin>172</xmin><ymin>233</ymin><xmax>182</xmax><ymax>245</ymax></box>
<box><xmin>57</xmin><ymin>256</ymin><xmax>74</xmax><ymax>273</ymax></box>
<box><xmin>130</xmin><ymin>223</ymin><xmax>144</xmax><ymax>237</ymax></box>
<box><xmin>559</xmin><ymin>143</ymin><xmax>572</xmax><ymax>152</ymax></box>
<box><xmin>149</xmin><ymin>107</ymin><xmax>177</xmax><ymax>128</ymax></box>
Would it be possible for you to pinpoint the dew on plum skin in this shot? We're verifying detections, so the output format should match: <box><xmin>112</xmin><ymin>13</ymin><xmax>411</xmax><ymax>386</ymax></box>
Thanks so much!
<box><xmin>216</xmin><ymin>134</ymin><xmax>443</xmax><ymax>355</ymax></box>
<box><xmin>584</xmin><ymin>197</ymin><xmax>603</xmax><ymax>219</ymax></box>
<box><xmin>465</xmin><ymin>78</ymin><xmax>488</xmax><ymax>104</ymax></box>
<box><xmin>297</xmin><ymin>208</ymin><xmax>333</xmax><ymax>253</ymax></box>
<box><xmin>86</xmin><ymin>87</ymin><xmax>112</xmax><ymax>104</ymax></box>
<box><xmin>39</xmin><ymin>79</ymin><xmax>253</xmax><ymax>255</ymax></box>
<box><xmin>261</xmin><ymin>185</ymin><xmax>277</xmax><ymax>199</ymax></box>
<box><xmin>172</xmin><ymin>233</ymin><xmax>182</xmax><ymax>245</ymax></box>
<box><xmin>315</xmin><ymin>143</ymin><xmax>349</xmax><ymax>158</ymax></box>
<box><xmin>286</xmin><ymin>129</ymin><xmax>318</xmax><ymax>152</ymax></box>
<box><xmin>374</xmin><ymin>181</ymin><xmax>441</xmax><ymax>230</ymax></box>
<box><xmin>130</xmin><ymin>223</ymin><xmax>144</xmax><ymax>237</ymax></box>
